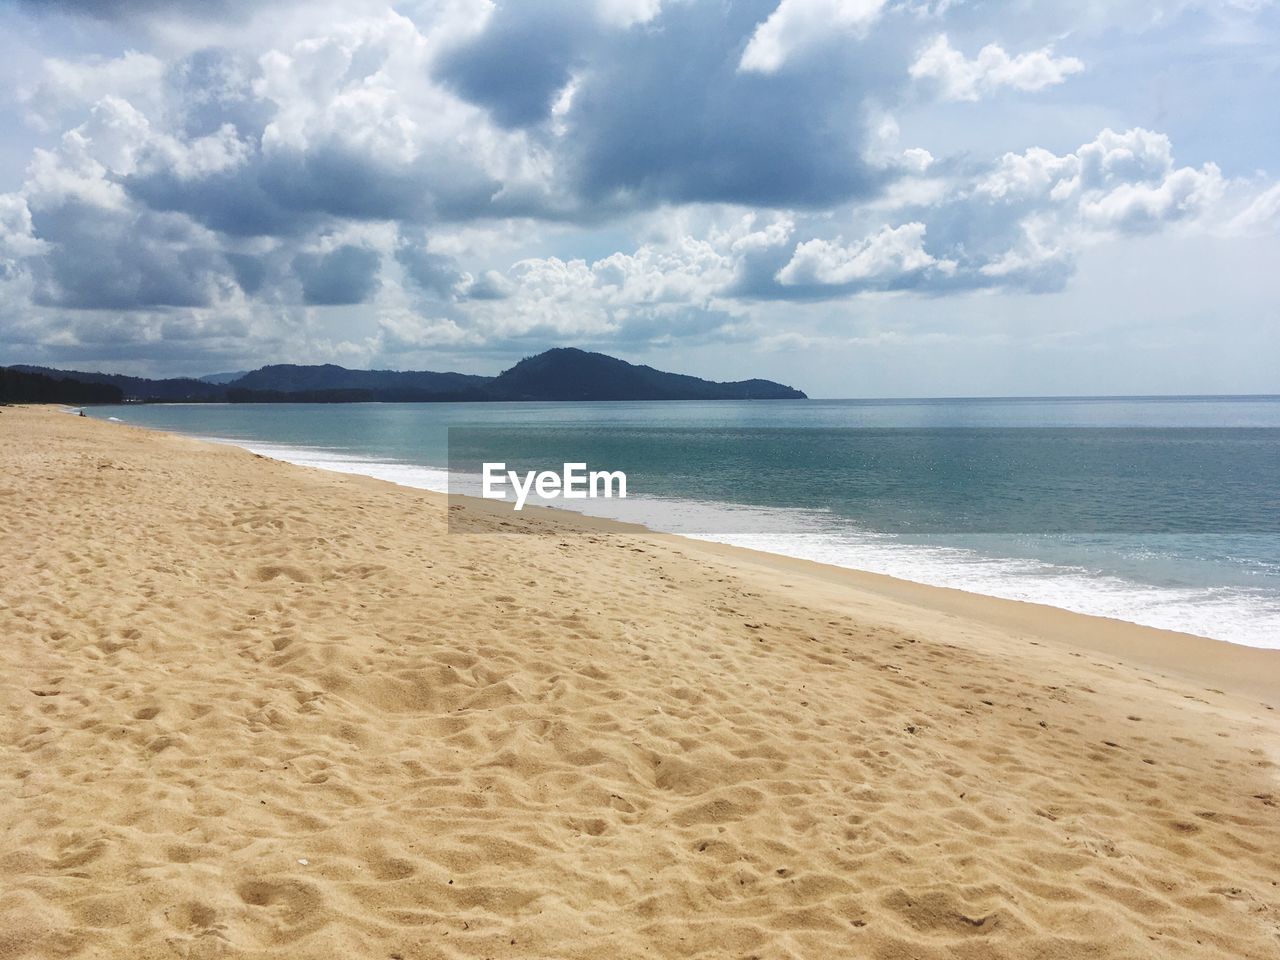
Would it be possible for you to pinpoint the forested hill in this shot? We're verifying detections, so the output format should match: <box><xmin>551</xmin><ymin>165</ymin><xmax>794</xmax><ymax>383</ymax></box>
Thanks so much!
<box><xmin>6</xmin><ymin>348</ymin><xmax>806</xmax><ymax>403</ymax></box>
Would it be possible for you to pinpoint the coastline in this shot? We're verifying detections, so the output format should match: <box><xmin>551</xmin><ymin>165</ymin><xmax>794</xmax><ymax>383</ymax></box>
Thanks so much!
<box><xmin>80</xmin><ymin>397</ymin><xmax>1280</xmax><ymax>650</ymax></box>
<box><xmin>4</xmin><ymin>404</ymin><xmax>1278</xmax><ymax>958</ymax></box>
<box><xmin>681</xmin><ymin>539</ymin><xmax>1280</xmax><ymax>705</ymax></box>
<box><xmin>93</xmin><ymin>403</ymin><xmax>1280</xmax><ymax>671</ymax></box>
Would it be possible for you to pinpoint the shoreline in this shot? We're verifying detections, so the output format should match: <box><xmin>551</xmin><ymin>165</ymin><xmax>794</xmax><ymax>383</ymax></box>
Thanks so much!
<box><xmin>84</xmin><ymin>405</ymin><xmax>1280</xmax><ymax>694</ymax></box>
<box><xmin>679</xmin><ymin>536</ymin><xmax>1280</xmax><ymax>705</ymax></box>
<box><xmin>439</xmin><ymin>491</ymin><xmax>1280</xmax><ymax>707</ymax></box>
<box><xmin>5</xmin><ymin>404</ymin><xmax>1279</xmax><ymax>959</ymax></box>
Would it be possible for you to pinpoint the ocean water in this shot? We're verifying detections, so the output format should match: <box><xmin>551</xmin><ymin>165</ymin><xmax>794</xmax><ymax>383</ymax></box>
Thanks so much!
<box><xmin>87</xmin><ymin>397</ymin><xmax>1280</xmax><ymax>649</ymax></box>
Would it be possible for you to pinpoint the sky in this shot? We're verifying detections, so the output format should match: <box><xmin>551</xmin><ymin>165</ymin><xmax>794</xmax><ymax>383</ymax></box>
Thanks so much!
<box><xmin>0</xmin><ymin>0</ymin><xmax>1278</xmax><ymax>398</ymax></box>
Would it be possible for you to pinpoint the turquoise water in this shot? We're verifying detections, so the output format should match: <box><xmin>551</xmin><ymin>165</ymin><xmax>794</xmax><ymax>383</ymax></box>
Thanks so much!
<box><xmin>89</xmin><ymin>397</ymin><xmax>1280</xmax><ymax>648</ymax></box>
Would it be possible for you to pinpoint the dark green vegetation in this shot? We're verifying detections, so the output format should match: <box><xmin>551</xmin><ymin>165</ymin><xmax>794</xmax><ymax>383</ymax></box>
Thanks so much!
<box><xmin>9</xmin><ymin>365</ymin><xmax>223</xmax><ymax>402</ymax></box>
<box><xmin>1</xmin><ymin>368</ymin><xmax>123</xmax><ymax>404</ymax></box>
<box><xmin>6</xmin><ymin>348</ymin><xmax>806</xmax><ymax>403</ymax></box>
<box><xmin>487</xmin><ymin>349</ymin><xmax>805</xmax><ymax>401</ymax></box>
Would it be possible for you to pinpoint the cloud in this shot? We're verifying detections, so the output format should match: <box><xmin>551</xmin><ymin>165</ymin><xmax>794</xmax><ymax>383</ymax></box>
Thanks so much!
<box><xmin>225</xmin><ymin>252</ymin><xmax>267</xmax><ymax>295</ymax></box>
<box><xmin>979</xmin><ymin>128</ymin><xmax>1224</xmax><ymax>235</ymax></box>
<box><xmin>28</xmin><ymin>200</ymin><xmax>232</xmax><ymax>310</ymax></box>
<box><xmin>292</xmin><ymin>244</ymin><xmax>381</xmax><ymax>305</ymax></box>
<box><xmin>915</xmin><ymin>127</ymin><xmax>1224</xmax><ymax>290</ymax></box>
<box><xmin>0</xmin><ymin>0</ymin><xmax>1274</xmax><ymax>379</ymax></box>
<box><xmin>15</xmin><ymin>2</ymin><xmax>897</xmax><ymax>239</ymax></box>
<box><xmin>0</xmin><ymin>195</ymin><xmax>49</xmax><ymax>259</ymax></box>
<box><xmin>116</xmin><ymin>16</ymin><xmax>524</xmax><ymax>233</ymax></box>
<box><xmin>455</xmin><ymin>269</ymin><xmax>514</xmax><ymax>301</ymax></box>
<box><xmin>740</xmin><ymin>126</ymin><xmax>1229</xmax><ymax>299</ymax></box>
<box><xmin>909</xmin><ymin>34</ymin><xmax>1084</xmax><ymax>101</ymax></box>
<box><xmin>20</xmin><ymin>51</ymin><xmax>166</xmax><ymax>130</ymax></box>
<box><xmin>164</xmin><ymin>47</ymin><xmax>274</xmax><ymax>139</ymax></box>
<box><xmin>1076</xmin><ymin>127</ymin><xmax>1175</xmax><ymax>189</ymax></box>
<box><xmin>973</xmin><ymin>146</ymin><xmax>1076</xmax><ymax>201</ymax></box>
<box><xmin>970</xmin><ymin>214</ymin><xmax>1074</xmax><ymax>291</ymax></box>
<box><xmin>595</xmin><ymin>0</ymin><xmax>664</xmax><ymax>28</ymax></box>
<box><xmin>444</xmin><ymin>216</ymin><xmax>787</xmax><ymax>344</ymax></box>
<box><xmin>14</xmin><ymin>0</ymin><xmax>245</xmax><ymax>21</ymax></box>
<box><xmin>435</xmin><ymin>2</ymin><xmax>587</xmax><ymax>129</ymax></box>
<box><xmin>435</xmin><ymin>0</ymin><xmax>666</xmax><ymax>130</ymax></box>
<box><xmin>739</xmin><ymin>0</ymin><xmax>887</xmax><ymax>74</ymax></box>
<box><xmin>1225</xmin><ymin>182</ymin><xmax>1280</xmax><ymax>236</ymax></box>
<box><xmin>394</xmin><ymin>234</ymin><xmax>460</xmax><ymax>298</ymax></box>
<box><xmin>566</xmin><ymin>0</ymin><xmax>890</xmax><ymax>209</ymax></box>
<box><xmin>373</xmin><ymin>311</ymin><xmax>482</xmax><ymax>352</ymax></box>
<box><xmin>1079</xmin><ymin>164</ymin><xmax>1223</xmax><ymax>233</ymax></box>
<box><xmin>777</xmin><ymin>222</ymin><xmax>954</xmax><ymax>286</ymax></box>
<box><xmin>9</xmin><ymin>98</ymin><xmax>241</xmax><ymax>312</ymax></box>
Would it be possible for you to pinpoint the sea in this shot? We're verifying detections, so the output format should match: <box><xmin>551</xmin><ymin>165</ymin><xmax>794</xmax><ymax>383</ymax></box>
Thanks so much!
<box><xmin>87</xmin><ymin>396</ymin><xmax>1280</xmax><ymax>649</ymax></box>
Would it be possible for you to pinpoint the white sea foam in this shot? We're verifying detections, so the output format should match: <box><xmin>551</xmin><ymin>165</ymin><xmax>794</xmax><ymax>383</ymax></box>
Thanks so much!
<box><xmin>702</xmin><ymin>530</ymin><xmax>1280</xmax><ymax>649</ymax></box>
<box><xmin>203</xmin><ymin>437</ymin><xmax>1280</xmax><ymax>650</ymax></box>
<box><xmin>205</xmin><ymin>438</ymin><xmax>454</xmax><ymax>493</ymax></box>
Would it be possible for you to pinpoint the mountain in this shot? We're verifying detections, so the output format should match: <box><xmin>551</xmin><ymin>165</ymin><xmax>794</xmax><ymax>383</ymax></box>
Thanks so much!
<box><xmin>229</xmin><ymin>363</ymin><xmax>490</xmax><ymax>398</ymax></box>
<box><xmin>8</xmin><ymin>365</ymin><xmax>224</xmax><ymax>402</ymax></box>
<box><xmin>5</xmin><ymin>349</ymin><xmax>806</xmax><ymax>403</ymax></box>
<box><xmin>198</xmin><ymin>370</ymin><xmax>249</xmax><ymax>384</ymax></box>
<box><xmin>1</xmin><ymin>368</ymin><xmax>123</xmax><ymax>404</ymax></box>
<box><xmin>487</xmin><ymin>348</ymin><xmax>806</xmax><ymax>400</ymax></box>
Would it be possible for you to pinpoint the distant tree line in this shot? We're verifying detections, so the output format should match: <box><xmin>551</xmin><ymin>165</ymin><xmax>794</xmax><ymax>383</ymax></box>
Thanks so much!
<box><xmin>225</xmin><ymin>387</ymin><xmax>489</xmax><ymax>403</ymax></box>
<box><xmin>1</xmin><ymin>368</ymin><xmax>123</xmax><ymax>404</ymax></box>
<box><xmin>6</xmin><ymin>349</ymin><xmax>807</xmax><ymax>403</ymax></box>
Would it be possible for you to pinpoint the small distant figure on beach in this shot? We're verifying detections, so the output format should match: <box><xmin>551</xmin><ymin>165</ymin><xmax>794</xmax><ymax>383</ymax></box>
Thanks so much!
<box><xmin>78</xmin><ymin>409</ymin><xmax>86</xmax><ymax>417</ymax></box>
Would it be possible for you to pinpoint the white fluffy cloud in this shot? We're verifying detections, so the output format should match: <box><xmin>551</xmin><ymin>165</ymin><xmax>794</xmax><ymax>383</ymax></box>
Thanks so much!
<box><xmin>777</xmin><ymin>222</ymin><xmax>953</xmax><ymax>285</ymax></box>
<box><xmin>1079</xmin><ymin>164</ymin><xmax>1223</xmax><ymax>232</ymax></box>
<box><xmin>372</xmin><ymin>310</ymin><xmax>482</xmax><ymax>352</ymax></box>
<box><xmin>462</xmin><ymin>227</ymin><xmax>743</xmax><ymax>340</ymax></box>
<box><xmin>739</xmin><ymin>0</ymin><xmax>886</xmax><ymax>73</ymax></box>
<box><xmin>0</xmin><ymin>0</ymin><xmax>1276</xmax><ymax>379</ymax></box>
<box><xmin>959</xmin><ymin>128</ymin><xmax>1225</xmax><ymax>286</ymax></box>
<box><xmin>979</xmin><ymin>128</ymin><xmax>1224</xmax><ymax>234</ymax></box>
<box><xmin>20</xmin><ymin>50</ymin><xmax>167</xmax><ymax>130</ymax></box>
<box><xmin>0</xmin><ymin>195</ymin><xmax>47</xmax><ymax>259</ymax></box>
<box><xmin>428</xmin><ymin>213</ymin><xmax>802</xmax><ymax>345</ymax></box>
<box><xmin>595</xmin><ymin>0</ymin><xmax>664</xmax><ymax>27</ymax></box>
<box><xmin>1225</xmin><ymin>182</ymin><xmax>1280</xmax><ymax>236</ymax></box>
<box><xmin>759</xmin><ymin>127</ymin><xmax>1230</xmax><ymax>295</ymax></box>
<box><xmin>909</xmin><ymin>34</ymin><xmax>1084</xmax><ymax>101</ymax></box>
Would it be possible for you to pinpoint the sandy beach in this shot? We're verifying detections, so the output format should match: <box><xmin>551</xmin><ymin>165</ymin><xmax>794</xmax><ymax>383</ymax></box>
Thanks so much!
<box><xmin>2</xmin><ymin>405</ymin><xmax>1277</xmax><ymax>959</ymax></box>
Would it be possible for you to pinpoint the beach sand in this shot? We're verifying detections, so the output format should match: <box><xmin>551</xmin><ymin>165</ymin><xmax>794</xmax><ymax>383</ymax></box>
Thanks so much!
<box><xmin>2</xmin><ymin>405</ymin><xmax>1278</xmax><ymax>960</ymax></box>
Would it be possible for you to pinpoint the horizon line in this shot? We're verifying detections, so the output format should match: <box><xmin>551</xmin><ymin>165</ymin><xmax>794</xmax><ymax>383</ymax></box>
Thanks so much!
<box><xmin>8</xmin><ymin>361</ymin><xmax>1279</xmax><ymax>404</ymax></box>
